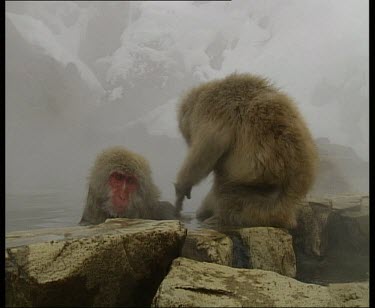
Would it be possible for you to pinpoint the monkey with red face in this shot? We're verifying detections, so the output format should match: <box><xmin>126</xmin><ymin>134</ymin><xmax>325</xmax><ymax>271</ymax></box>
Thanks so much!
<box><xmin>80</xmin><ymin>146</ymin><xmax>176</xmax><ymax>225</ymax></box>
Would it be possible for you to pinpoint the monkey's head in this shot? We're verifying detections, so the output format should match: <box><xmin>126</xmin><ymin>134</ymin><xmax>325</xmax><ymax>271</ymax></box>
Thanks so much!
<box><xmin>88</xmin><ymin>146</ymin><xmax>159</xmax><ymax>217</ymax></box>
<box><xmin>107</xmin><ymin>171</ymin><xmax>139</xmax><ymax>215</ymax></box>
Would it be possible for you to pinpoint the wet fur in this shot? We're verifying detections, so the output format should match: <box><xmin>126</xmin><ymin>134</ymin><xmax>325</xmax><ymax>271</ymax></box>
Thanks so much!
<box><xmin>175</xmin><ymin>73</ymin><xmax>318</xmax><ymax>229</ymax></box>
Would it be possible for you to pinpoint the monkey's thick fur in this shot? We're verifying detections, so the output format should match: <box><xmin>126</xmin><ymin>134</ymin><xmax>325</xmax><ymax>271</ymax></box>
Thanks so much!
<box><xmin>175</xmin><ymin>73</ymin><xmax>318</xmax><ymax>229</ymax></box>
<box><xmin>80</xmin><ymin>146</ymin><xmax>176</xmax><ymax>225</ymax></box>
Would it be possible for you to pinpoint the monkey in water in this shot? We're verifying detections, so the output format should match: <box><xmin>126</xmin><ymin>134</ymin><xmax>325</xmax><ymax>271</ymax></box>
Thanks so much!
<box><xmin>80</xmin><ymin>146</ymin><xmax>176</xmax><ymax>225</ymax></box>
<box><xmin>174</xmin><ymin>73</ymin><xmax>318</xmax><ymax>229</ymax></box>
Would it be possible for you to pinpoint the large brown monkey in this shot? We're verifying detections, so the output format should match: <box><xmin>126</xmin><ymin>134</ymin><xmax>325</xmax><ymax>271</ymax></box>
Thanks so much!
<box><xmin>80</xmin><ymin>146</ymin><xmax>176</xmax><ymax>225</ymax></box>
<box><xmin>174</xmin><ymin>73</ymin><xmax>318</xmax><ymax>229</ymax></box>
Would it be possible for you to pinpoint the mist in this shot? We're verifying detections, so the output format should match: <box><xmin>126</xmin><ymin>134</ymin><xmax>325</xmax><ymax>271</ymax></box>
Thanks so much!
<box><xmin>5</xmin><ymin>1</ymin><xmax>369</xmax><ymax>232</ymax></box>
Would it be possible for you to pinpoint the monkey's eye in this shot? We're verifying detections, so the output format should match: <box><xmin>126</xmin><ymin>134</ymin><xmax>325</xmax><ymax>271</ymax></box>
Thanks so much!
<box><xmin>125</xmin><ymin>176</ymin><xmax>137</xmax><ymax>185</ymax></box>
<box><xmin>111</xmin><ymin>172</ymin><xmax>126</xmax><ymax>181</ymax></box>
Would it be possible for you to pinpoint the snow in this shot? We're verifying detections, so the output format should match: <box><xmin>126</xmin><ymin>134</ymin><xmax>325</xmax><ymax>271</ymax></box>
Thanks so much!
<box><xmin>7</xmin><ymin>12</ymin><xmax>104</xmax><ymax>95</ymax></box>
<box><xmin>105</xmin><ymin>0</ymin><xmax>368</xmax><ymax>160</ymax></box>
<box><xmin>6</xmin><ymin>1</ymin><xmax>369</xmax><ymax>159</ymax></box>
<box><xmin>108</xmin><ymin>87</ymin><xmax>124</xmax><ymax>101</ymax></box>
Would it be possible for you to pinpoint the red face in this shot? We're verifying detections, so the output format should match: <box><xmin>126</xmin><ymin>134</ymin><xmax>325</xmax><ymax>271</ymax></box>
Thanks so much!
<box><xmin>108</xmin><ymin>171</ymin><xmax>138</xmax><ymax>215</ymax></box>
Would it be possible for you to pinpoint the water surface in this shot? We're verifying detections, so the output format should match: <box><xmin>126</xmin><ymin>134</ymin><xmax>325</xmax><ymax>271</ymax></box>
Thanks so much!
<box><xmin>6</xmin><ymin>191</ymin><xmax>85</xmax><ymax>233</ymax></box>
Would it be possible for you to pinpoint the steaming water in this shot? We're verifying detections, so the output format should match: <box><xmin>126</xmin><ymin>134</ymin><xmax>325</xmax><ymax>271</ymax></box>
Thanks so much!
<box><xmin>5</xmin><ymin>191</ymin><xmax>84</xmax><ymax>233</ymax></box>
<box><xmin>5</xmin><ymin>191</ymin><xmax>202</xmax><ymax>233</ymax></box>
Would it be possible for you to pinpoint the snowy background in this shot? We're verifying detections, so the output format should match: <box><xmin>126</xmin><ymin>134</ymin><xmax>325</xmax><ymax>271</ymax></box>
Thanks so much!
<box><xmin>5</xmin><ymin>1</ymin><xmax>369</xmax><ymax>232</ymax></box>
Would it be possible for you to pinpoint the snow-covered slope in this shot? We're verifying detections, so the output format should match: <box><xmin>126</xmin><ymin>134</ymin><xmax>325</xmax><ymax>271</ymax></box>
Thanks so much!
<box><xmin>7</xmin><ymin>12</ymin><xmax>104</xmax><ymax>95</ymax></box>
<box><xmin>5</xmin><ymin>1</ymin><xmax>368</xmax><ymax>197</ymax></box>
<box><xmin>105</xmin><ymin>0</ymin><xmax>368</xmax><ymax>161</ymax></box>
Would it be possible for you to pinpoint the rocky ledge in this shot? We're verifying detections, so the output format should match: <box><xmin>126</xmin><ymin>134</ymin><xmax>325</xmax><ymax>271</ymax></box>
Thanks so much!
<box><xmin>6</xmin><ymin>219</ymin><xmax>186</xmax><ymax>307</ymax></box>
<box><xmin>6</xmin><ymin>193</ymin><xmax>369</xmax><ymax>307</ymax></box>
<box><xmin>152</xmin><ymin>257</ymin><xmax>368</xmax><ymax>307</ymax></box>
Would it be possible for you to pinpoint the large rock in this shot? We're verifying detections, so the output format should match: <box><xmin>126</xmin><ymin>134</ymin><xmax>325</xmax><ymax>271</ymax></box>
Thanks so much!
<box><xmin>293</xmin><ymin>197</ymin><xmax>332</xmax><ymax>257</ymax></box>
<box><xmin>326</xmin><ymin>194</ymin><xmax>369</xmax><ymax>254</ymax></box>
<box><xmin>329</xmin><ymin>194</ymin><xmax>363</xmax><ymax>211</ymax></box>
<box><xmin>180</xmin><ymin>227</ymin><xmax>296</xmax><ymax>278</ymax></box>
<box><xmin>6</xmin><ymin>219</ymin><xmax>186</xmax><ymax>307</ymax></box>
<box><xmin>230</xmin><ymin>227</ymin><xmax>296</xmax><ymax>278</ymax></box>
<box><xmin>181</xmin><ymin>229</ymin><xmax>233</xmax><ymax>266</ymax></box>
<box><xmin>348</xmin><ymin>196</ymin><xmax>369</xmax><ymax>239</ymax></box>
<box><xmin>152</xmin><ymin>257</ymin><xmax>349</xmax><ymax>307</ymax></box>
<box><xmin>293</xmin><ymin>195</ymin><xmax>369</xmax><ymax>257</ymax></box>
<box><xmin>293</xmin><ymin>194</ymin><xmax>369</xmax><ymax>284</ymax></box>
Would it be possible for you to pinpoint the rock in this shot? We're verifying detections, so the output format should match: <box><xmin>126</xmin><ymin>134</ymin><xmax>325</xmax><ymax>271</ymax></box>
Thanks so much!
<box><xmin>293</xmin><ymin>198</ymin><xmax>332</xmax><ymax>256</ymax></box>
<box><xmin>336</xmin><ymin>195</ymin><xmax>368</xmax><ymax>234</ymax></box>
<box><xmin>357</xmin><ymin>196</ymin><xmax>370</xmax><ymax>238</ymax></box>
<box><xmin>294</xmin><ymin>246</ymin><xmax>369</xmax><ymax>285</ymax></box>
<box><xmin>294</xmin><ymin>195</ymin><xmax>369</xmax><ymax>257</ymax></box>
<box><xmin>329</xmin><ymin>194</ymin><xmax>363</xmax><ymax>212</ymax></box>
<box><xmin>230</xmin><ymin>227</ymin><xmax>296</xmax><ymax>278</ymax></box>
<box><xmin>181</xmin><ymin>229</ymin><xmax>233</xmax><ymax>266</ymax></box>
<box><xmin>151</xmin><ymin>257</ymin><xmax>341</xmax><ymax>307</ymax></box>
<box><xmin>361</xmin><ymin>196</ymin><xmax>369</xmax><ymax>208</ymax></box>
<box><xmin>306</xmin><ymin>196</ymin><xmax>332</xmax><ymax>208</ymax></box>
<box><xmin>6</xmin><ymin>218</ymin><xmax>186</xmax><ymax>307</ymax></box>
<box><xmin>326</xmin><ymin>195</ymin><xmax>369</xmax><ymax>255</ymax></box>
<box><xmin>293</xmin><ymin>194</ymin><xmax>369</xmax><ymax>285</ymax></box>
<box><xmin>328</xmin><ymin>282</ymin><xmax>369</xmax><ymax>307</ymax></box>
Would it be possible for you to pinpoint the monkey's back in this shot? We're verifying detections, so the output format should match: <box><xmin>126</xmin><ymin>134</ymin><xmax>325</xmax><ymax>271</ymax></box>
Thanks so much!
<box><xmin>179</xmin><ymin>73</ymin><xmax>318</xmax><ymax>196</ymax></box>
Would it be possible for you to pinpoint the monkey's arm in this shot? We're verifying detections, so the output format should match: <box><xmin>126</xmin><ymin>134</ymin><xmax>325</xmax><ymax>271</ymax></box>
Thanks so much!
<box><xmin>175</xmin><ymin>124</ymin><xmax>232</xmax><ymax>213</ymax></box>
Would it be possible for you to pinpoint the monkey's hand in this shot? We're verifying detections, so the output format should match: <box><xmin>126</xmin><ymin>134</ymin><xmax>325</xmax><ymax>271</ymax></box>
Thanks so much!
<box><xmin>174</xmin><ymin>183</ymin><xmax>192</xmax><ymax>217</ymax></box>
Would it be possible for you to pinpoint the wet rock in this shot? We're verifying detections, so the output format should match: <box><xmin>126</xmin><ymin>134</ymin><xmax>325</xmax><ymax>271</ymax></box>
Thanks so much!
<box><xmin>293</xmin><ymin>197</ymin><xmax>332</xmax><ymax>256</ymax></box>
<box><xmin>6</xmin><ymin>218</ymin><xmax>186</xmax><ymax>307</ymax></box>
<box><xmin>329</xmin><ymin>194</ymin><xmax>363</xmax><ymax>212</ymax></box>
<box><xmin>355</xmin><ymin>196</ymin><xmax>369</xmax><ymax>238</ymax></box>
<box><xmin>294</xmin><ymin>194</ymin><xmax>369</xmax><ymax>285</ymax></box>
<box><xmin>152</xmin><ymin>257</ymin><xmax>341</xmax><ymax>307</ymax></box>
<box><xmin>181</xmin><ymin>229</ymin><xmax>233</xmax><ymax>266</ymax></box>
<box><xmin>230</xmin><ymin>227</ymin><xmax>296</xmax><ymax>278</ymax></box>
<box><xmin>294</xmin><ymin>194</ymin><xmax>369</xmax><ymax>256</ymax></box>
<box><xmin>327</xmin><ymin>195</ymin><xmax>369</xmax><ymax>255</ymax></box>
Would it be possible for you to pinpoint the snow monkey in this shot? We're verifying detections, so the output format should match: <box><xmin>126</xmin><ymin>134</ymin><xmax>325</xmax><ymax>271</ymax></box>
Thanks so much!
<box><xmin>174</xmin><ymin>73</ymin><xmax>318</xmax><ymax>229</ymax></box>
<box><xmin>80</xmin><ymin>146</ymin><xmax>176</xmax><ymax>225</ymax></box>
